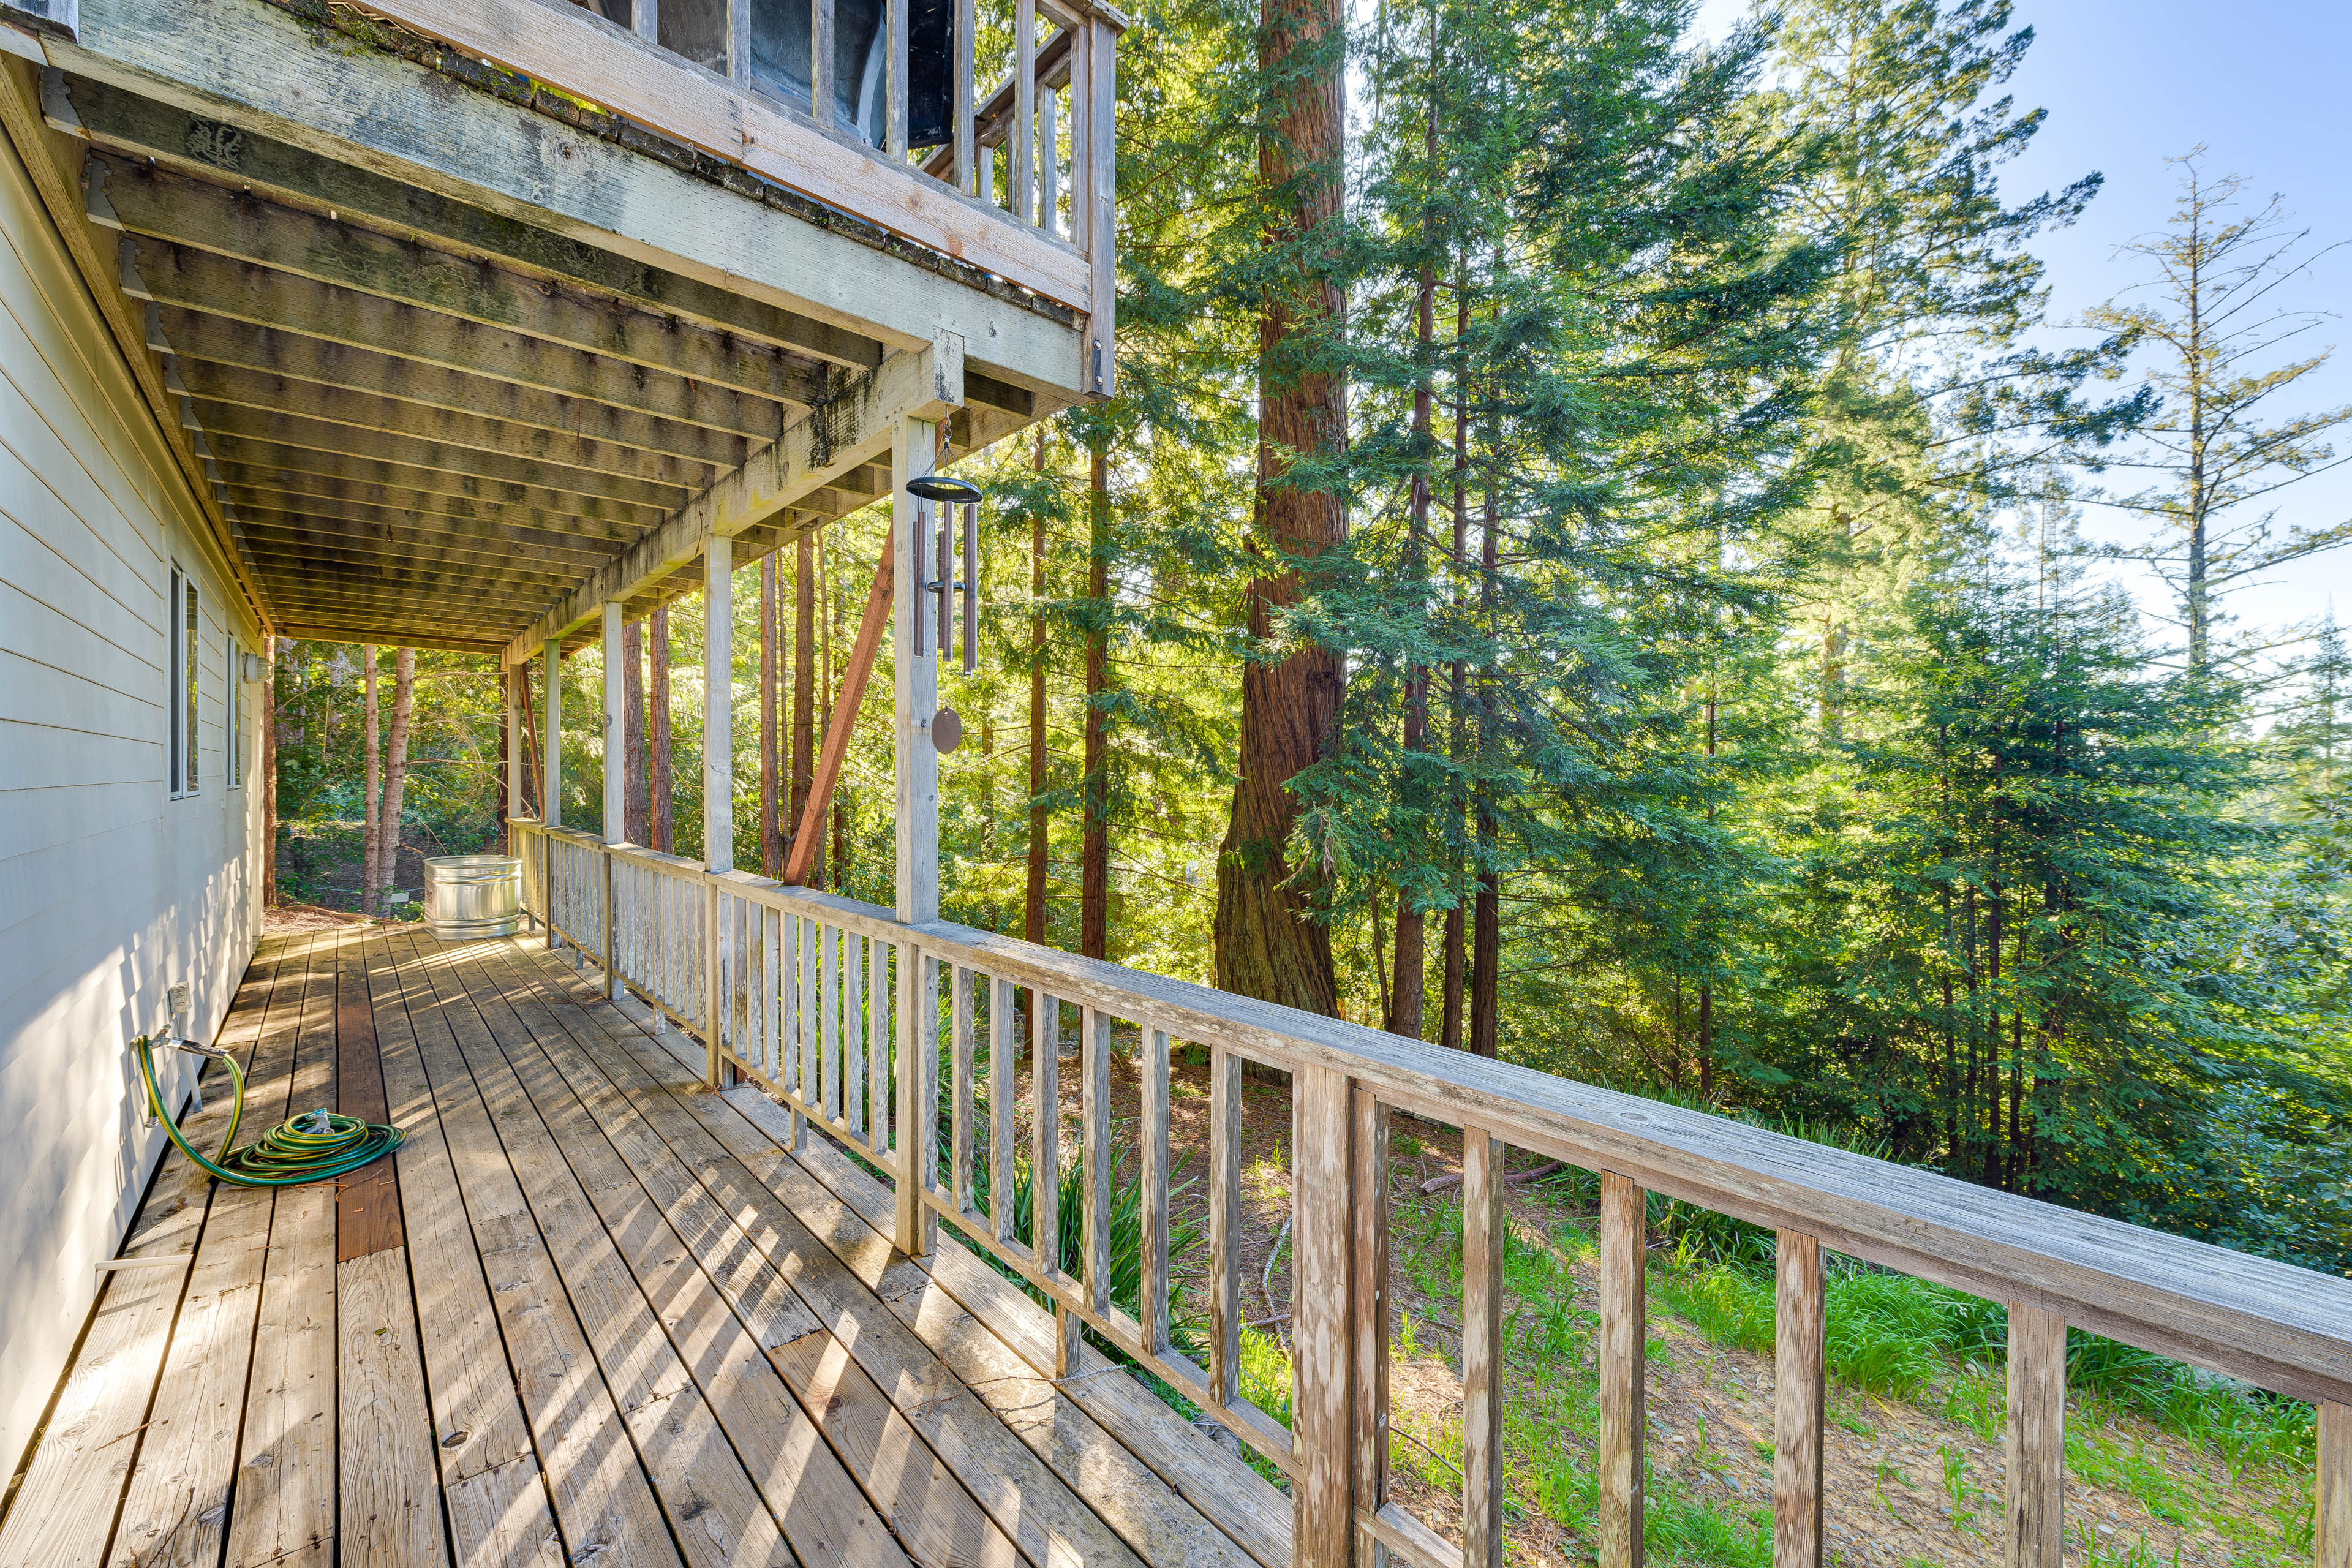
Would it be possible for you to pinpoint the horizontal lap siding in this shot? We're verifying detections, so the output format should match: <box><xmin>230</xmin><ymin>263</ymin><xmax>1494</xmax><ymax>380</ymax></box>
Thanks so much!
<box><xmin>0</xmin><ymin>95</ymin><xmax>263</xmax><ymax>1477</ymax></box>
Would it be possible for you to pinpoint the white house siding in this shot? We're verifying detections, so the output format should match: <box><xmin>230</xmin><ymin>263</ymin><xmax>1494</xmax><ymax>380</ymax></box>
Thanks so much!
<box><xmin>0</xmin><ymin>118</ymin><xmax>263</xmax><ymax>1474</ymax></box>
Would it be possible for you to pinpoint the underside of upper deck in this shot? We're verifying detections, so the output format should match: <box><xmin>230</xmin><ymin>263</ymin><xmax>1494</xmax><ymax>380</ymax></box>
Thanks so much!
<box><xmin>0</xmin><ymin>0</ymin><xmax>1109</xmax><ymax>655</ymax></box>
<box><xmin>0</xmin><ymin>927</ymin><xmax>1283</xmax><ymax>1568</ymax></box>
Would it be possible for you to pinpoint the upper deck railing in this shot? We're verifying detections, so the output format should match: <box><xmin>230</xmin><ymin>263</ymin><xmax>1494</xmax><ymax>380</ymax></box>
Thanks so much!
<box><xmin>509</xmin><ymin>818</ymin><xmax>2352</xmax><ymax>1568</ymax></box>
<box><xmin>362</xmin><ymin>0</ymin><xmax>1120</xmax><ymax>393</ymax></box>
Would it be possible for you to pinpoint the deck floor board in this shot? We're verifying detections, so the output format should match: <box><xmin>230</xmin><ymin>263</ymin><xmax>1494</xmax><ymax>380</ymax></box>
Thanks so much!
<box><xmin>1</xmin><ymin>929</ymin><xmax>1254</xmax><ymax>1568</ymax></box>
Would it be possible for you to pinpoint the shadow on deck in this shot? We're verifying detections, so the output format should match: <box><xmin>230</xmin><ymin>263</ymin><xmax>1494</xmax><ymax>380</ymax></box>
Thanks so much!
<box><xmin>0</xmin><ymin>929</ymin><xmax>1286</xmax><ymax>1568</ymax></box>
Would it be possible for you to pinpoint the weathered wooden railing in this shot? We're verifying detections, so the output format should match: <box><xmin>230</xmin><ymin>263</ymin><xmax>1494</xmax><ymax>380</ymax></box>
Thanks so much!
<box><xmin>360</xmin><ymin>0</ymin><xmax>1121</xmax><ymax>392</ymax></box>
<box><xmin>499</xmin><ymin>818</ymin><xmax>2352</xmax><ymax>1568</ymax></box>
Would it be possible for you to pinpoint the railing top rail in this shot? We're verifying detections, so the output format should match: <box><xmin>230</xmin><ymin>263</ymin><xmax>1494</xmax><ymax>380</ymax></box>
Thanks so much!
<box><xmin>875</xmin><ymin>910</ymin><xmax>2352</xmax><ymax>1409</ymax></box>
<box><xmin>606</xmin><ymin>842</ymin><xmax>706</xmax><ymax>875</ymax></box>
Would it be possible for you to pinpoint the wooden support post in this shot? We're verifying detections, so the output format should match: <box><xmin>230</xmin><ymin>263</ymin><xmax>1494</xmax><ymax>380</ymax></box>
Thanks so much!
<box><xmin>886</xmin><ymin>0</ymin><xmax>908</xmax><ymax>155</ymax></box>
<box><xmin>953</xmin><ymin>0</ymin><xmax>975</xmax><ymax>193</ymax></box>
<box><xmin>1084</xmin><ymin>16</ymin><xmax>1117</xmax><ymax>396</ymax></box>
<box><xmin>1599</xmin><ymin>1172</ymin><xmax>1646</xmax><ymax>1568</ymax></box>
<box><xmin>541</xmin><ymin>639</ymin><xmax>563</xmax><ymax>832</ymax></box>
<box><xmin>1079</xmin><ymin>1006</ymin><xmax>1111</xmax><ymax>1314</ymax></box>
<box><xmin>505</xmin><ymin>663</ymin><xmax>525</xmax><ymax>847</ymax></box>
<box><xmin>705</xmin><ymin>537</ymin><xmax>734</xmax><ymax>1088</ymax></box>
<box><xmin>2320</xmin><ymin>1400</ymin><xmax>2350</xmax><ymax>1568</ymax></box>
<box><xmin>634</xmin><ymin>0</ymin><xmax>658</xmax><ymax>45</ymax></box>
<box><xmin>1463</xmin><ymin>1132</ymin><xmax>1506</xmax><ymax>1568</ymax></box>
<box><xmin>1775</xmin><ymin>1231</ymin><xmax>1826</xmax><ymax>1568</ymax></box>
<box><xmin>1012</xmin><ymin>0</ymin><xmax>1035</xmax><ymax>224</ymax></box>
<box><xmin>1140</xmin><ymin>1025</ymin><xmax>1172</xmax><ymax>1357</ymax></box>
<box><xmin>1291</xmin><ymin>1065</ymin><xmax>1354</xmax><ymax>1568</ymax></box>
<box><xmin>601</xmin><ymin>601</ymin><xmax>626</xmax><ymax>995</ymax></box>
<box><xmin>893</xmin><ymin>418</ymin><xmax>940</xmax><ymax>923</ymax></box>
<box><xmin>2005</xmin><ymin>1303</ymin><xmax>2066</xmax><ymax>1568</ymax></box>
<box><xmin>894</xmin><ymin>944</ymin><xmax>936</xmax><ymax>1257</ymax></box>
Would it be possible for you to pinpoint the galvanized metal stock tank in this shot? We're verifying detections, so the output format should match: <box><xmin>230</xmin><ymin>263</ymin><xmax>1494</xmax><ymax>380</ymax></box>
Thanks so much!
<box><xmin>424</xmin><ymin>855</ymin><xmax>522</xmax><ymax>940</ymax></box>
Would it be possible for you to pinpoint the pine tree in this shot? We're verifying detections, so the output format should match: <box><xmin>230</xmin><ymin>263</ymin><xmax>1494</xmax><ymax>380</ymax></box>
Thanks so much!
<box><xmin>2083</xmin><ymin>151</ymin><xmax>2352</xmax><ymax>676</ymax></box>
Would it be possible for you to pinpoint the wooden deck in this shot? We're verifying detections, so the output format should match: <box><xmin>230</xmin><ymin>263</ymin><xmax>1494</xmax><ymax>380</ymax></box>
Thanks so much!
<box><xmin>0</xmin><ymin>929</ymin><xmax>1285</xmax><ymax>1568</ymax></box>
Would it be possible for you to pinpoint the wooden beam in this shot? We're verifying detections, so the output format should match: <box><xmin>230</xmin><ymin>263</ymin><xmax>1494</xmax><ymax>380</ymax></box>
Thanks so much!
<box><xmin>138</xmin><ymin>279</ymin><xmax>782</xmax><ymax>447</ymax></box>
<box><xmin>219</xmin><ymin>469</ymin><xmax>658</xmax><ymax>538</ymax></box>
<box><xmin>256</xmin><ymin>597</ymin><xmax>532</xmax><ymax>638</ymax></box>
<box><xmin>503</xmin><ymin>337</ymin><xmax>963</xmax><ymax>663</ymax></box>
<box><xmin>783</xmin><ymin>522</ymin><xmax>892</xmax><ymax>886</ymax></box>
<box><xmin>217</xmin><ymin>456</ymin><xmax>668</xmax><ymax>533</ymax></box>
<box><xmin>195</xmin><ymin>404</ymin><xmax>702</xmax><ymax>503</ymax></box>
<box><xmin>251</xmin><ymin>569</ymin><xmax>559</xmax><ymax>612</ymax></box>
<box><xmin>225</xmin><ymin>495</ymin><xmax>636</xmax><ymax>556</ymax></box>
<box><xmin>50</xmin><ymin>1</ymin><xmax>1089</xmax><ymax>398</ymax></box>
<box><xmin>181</xmin><ymin>371</ymin><xmax>741</xmax><ymax>481</ymax></box>
<box><xmin>273</xmin><ymin>621</ymin><xmax>507</xmax><ymax>654</ymax></box>
<box><xmin>244</xmin><ymin>548</ymin><xmax>581</xmax><ymax>597</ymax></box>
<box><xmin>51</xmin><ymin>70</ymin><xmax>887</xmax><ymax>369</ymax></box>
<box><xmin>227</xmin><ymin>510</ymin><xmax>625</xmax><ymax>570</ymax></box>
<box><xmin>96</xmin><ymin>154</ymin><xmax>834</xmax><ymax>408</ymax></box>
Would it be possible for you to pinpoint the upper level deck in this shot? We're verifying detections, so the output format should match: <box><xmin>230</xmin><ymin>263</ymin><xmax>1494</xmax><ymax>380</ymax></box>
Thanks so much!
<box><xmin>0</xmin><ymin>0</ymin><xmax>1116</xmax><ymax>654</ymax></box>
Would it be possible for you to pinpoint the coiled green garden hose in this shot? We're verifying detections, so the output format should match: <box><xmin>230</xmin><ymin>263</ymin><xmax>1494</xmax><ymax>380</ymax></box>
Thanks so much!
<box><xmin>135</xmin><ymin>1033</ymin><xmax>403</xmax><ymax>1187</ymax></box>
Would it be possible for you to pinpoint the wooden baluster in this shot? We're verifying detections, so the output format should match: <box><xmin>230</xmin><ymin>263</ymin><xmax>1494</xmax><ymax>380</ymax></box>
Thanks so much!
<box><xmin>953</xmin><ymin>0</ymin><xmax>975</xmax><ymax>192</ymax></box>
<box><xmin>992</xmin><ymin>977</ymin><xmax>1018</xmax><ymax>1245</ymax></box>
<box><xmin>894</xmin><ymin>943</ymin><xmax>936</xmax><ymax>1256</ymax></box>
<box><xmin>1775</xmin><ymin>1231</ymin><xmax>1826</xmax><ymax>1568</ymax></box>
<box><xmin>868</xmin><ymin>935</ymin><xmax>889</xmax><ymax>1159</ymax></box>
<box><xmin>811</xmin><ymin>0</ymin><xmax>834</xmax><ymax>126</ymax></box>
<box><xmin>1012</xmin><ymin>0</ymin><xmax>1034</xmax><ymax>223</ymax></box>
<box><xmin>823</xmin><ymin>924</ymin><xmax>840</xmax><ymax>1123</ymax></box>
<box><xmin>2320</xmin><ymin>1400</ymin><xmax>2350</xmax><ymax>1568</ymax></box>
<box><xmin>1080</xmin><ymin>1006</ymin><xmax>1112</xmax><ymax>1318</ymax></box>
<box><xmin>952</xmin><ymin>965</ymin><xmax>976</xmax><ymax>1216</ymax></box>
<box><xmin>886</xmin><ymin>0</ymin><xmax>908</xmax><ymax>156</ymax></box>
<box><xmin>1463</xmin><ymin>1132</ymin><xmax>1506</xmax><ymax>1568</ymax></box>
<box><xmin>980</xmin><ymin>143</ymin><xmax>997</xmax><ymax>209</ymax></box>
<box><xmin>1032</xmin><ymin>990</ymin><xmax>1072</xmax><ymax>1373</ymax></box>
<box><xmin>1037</xmin><ymin>83</ymin><xmax>1058</xmax><ymax>236</ymax></box>
<box><xmin>1291</xmin><ymin>1064</ymin><xmax>1353</xmax><ymax>1568</ymax></box>
<box><xmin>1599</xmin><ymin>1172</ymin><xmax>1646</xmax><ymax>1568</ymax></box>
<box><xmin>1140</xmin><ymin>1025</ymin><xmax>1171</xmax><ymax>1356</ymax></box>
<box><xmin>1208</xmin><ymin>1042</ymin><xmax>1240</xmax><ymax>1406</ymax></box>
<box><xmin>1350</xmin><ymin>1085</ymin><xmax>1389</xmax><ymax>1563</ymax></box>
<box><xmin>727</xmin><ymin>0</ymin><xmax>748</xmax><ymax>81</ymax></box>
<box><xmin>1066</xmin><ymin>23</ymin><xmax>1089</xmax><ymax>252</ymax></box>
<box><xmin>843</xmin><ymin>931</ymin><xmax>866</xmax><ymax>1137</ymax></box>
<box><xmin>2006</xmin><ymin>1303</ymin><xmax>2065</xmax><ymax>1568</ymax></box>
<box><xmin>799</xmin><ymin>914</ymin><xmax>820</xmax><ymax>1128</ymax></box>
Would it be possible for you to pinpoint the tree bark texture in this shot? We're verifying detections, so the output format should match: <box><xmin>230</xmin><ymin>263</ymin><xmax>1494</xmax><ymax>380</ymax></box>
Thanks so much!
<box><xmin>1214</xmin><ymin>0</ymin><xmax>1347</xmax><ymax>1017</ymax></box>
<box><xmin>761</xmin><ymin>551</ymin><xmax>783</xmax><ymax>876</ymax></box>
<box><xmin>1080</xmin><ymin>437</ymin><xmax>1112</xmax><ymax>960</ymax></box>
<box><xmin>650</xmin><ymin>603</ymin><xmax>674</xmax><ymax>853</ymax></box>
<box><xmin>1026</xmin><ymin>429</ymin><xmax>1051</xmax><ymax>949</ymax></box>
<box><xmin>794</xmin><ymin>529</ymin><xmax>818</xmax><ymax>882</ymax></box>
<box><xmin>1469</xmin><ymin>488</ymin><xmax>1499</xmax><ymax>1058</ymax></box>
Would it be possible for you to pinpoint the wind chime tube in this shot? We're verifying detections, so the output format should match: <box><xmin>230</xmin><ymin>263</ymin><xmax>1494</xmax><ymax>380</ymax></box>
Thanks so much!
<box><xmin>936</xmin><ymin>502</ymin><xmax>953</xmax><ymax>658</ymax></box>
<box><xmin>962</xmin><ymin>502</ymin><xmax>979</xmax><ymax>674</ymax></box>
<box><xmin>912</xmin><ymin>501</ymin><xmax>931</xmax><ymax>657</ymax></box>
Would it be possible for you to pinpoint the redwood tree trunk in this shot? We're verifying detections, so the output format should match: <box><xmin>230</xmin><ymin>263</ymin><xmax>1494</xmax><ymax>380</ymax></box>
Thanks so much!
<box><xmin>1080</xmin><ymin>435</ymin><xmax>1111</xmax><ymax>960</ymax></box>
<box><xmin>1469</xmin><ymin>489</ymin><xmax>1499</xmax><ymax>1058</ymax></box>
<box><xmin>1213</xmin><ymin>0</ymin><xmax>1346</xmax><ymax>1016</ymax></box>
<box><xmin>1439</xmin><ymin>291</ymin><xmax>1470</xmax><ymax>1052</ymax></box>
<box><xmin>623</xmin><ymin>619</ymin><xmax>650</xmax><ymax>844</ymax></box>
<box><xmin>1025</xmin><ymin>429</ymin><xmax>1050</xmax><ymax>948</ymax></box>
<box><xmin>761</xmin><ymin>552</ymin><xmax>782</xmax><ymax>876</ymax></box>
<box><xmin>793</xmin><ymin>530</ymin><xmax>818</xmax><ymax>883</ymax></box>
<box><xmin>380</xmin><ymin>648</ymin><xmax>415</xmax><ymax>905</ymax></box>
<box><xmin>363</xmin><ymin>644</ymin><xmax>380</xmax><ymax>915</ymax></box>
<box><xmin>649</xmin><ymin>603</ymin><xmax>674</xmax><ymax>853</ymax></box>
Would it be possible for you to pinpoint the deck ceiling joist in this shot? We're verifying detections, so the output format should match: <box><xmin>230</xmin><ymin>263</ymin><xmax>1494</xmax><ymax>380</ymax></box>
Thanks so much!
<box><xmin>32</xmin><ymin>20</ymin><xmax>1060</xmax><ymax>652</ymax></box>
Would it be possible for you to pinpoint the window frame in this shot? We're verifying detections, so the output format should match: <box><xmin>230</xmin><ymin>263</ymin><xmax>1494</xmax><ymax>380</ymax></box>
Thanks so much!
<box><xmin>167</xmin><ymin>562</ymin><xmax>198</xmax><ymax>799</ymax></box>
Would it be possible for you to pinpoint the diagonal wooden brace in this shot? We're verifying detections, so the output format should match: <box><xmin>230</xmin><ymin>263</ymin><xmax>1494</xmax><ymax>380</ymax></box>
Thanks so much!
<box><xmin>784</xmin><ymin>522</ymin><xmax>894</xmax><ymax>886</ymax></box>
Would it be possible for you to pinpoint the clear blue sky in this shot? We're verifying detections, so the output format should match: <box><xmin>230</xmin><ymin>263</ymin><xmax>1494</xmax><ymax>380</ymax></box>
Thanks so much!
<box><xmin>1694</xmin><ymin>0</ymin><xmax>2352</xmax><ymax>658</ymax></box>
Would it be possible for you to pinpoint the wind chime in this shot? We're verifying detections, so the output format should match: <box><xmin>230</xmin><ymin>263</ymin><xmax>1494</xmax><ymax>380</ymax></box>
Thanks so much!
<box><xmin>907</xmin><ymin>472</ymin><xmax>984</xmax><ymax>753</ymax></box>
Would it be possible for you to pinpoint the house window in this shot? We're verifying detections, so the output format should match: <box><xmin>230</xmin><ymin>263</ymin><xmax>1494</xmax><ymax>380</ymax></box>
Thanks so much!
<box><xmin>228</xmin><ymin>637</ymin><xmax>244</xmax><ymax>788</ymax></box>
<box><xmin>169</xmin><ymin>565</ymin><xmax>198</xmax><ymax>796</ymax></box>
